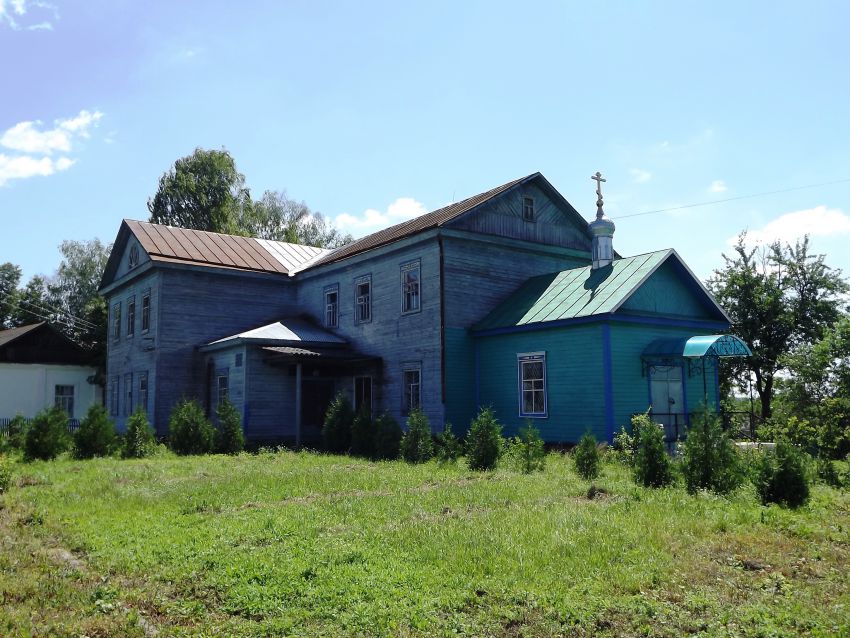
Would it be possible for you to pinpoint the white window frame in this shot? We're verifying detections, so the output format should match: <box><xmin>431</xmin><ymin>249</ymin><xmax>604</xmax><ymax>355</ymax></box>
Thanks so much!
<box><xmin>141</xmin><ymin>290</ymin><xmax>151</xmax><ymax>333</ymax></box>
<box><xmin>324</xmin><ymin>285</ymin><xmax>339</xmax><ymax>328</ymax></box>
<box><xmin>355</xmin><ymin>275</ymin><xmax>372</xmax><ymax>324</ymax></box>
<box><xmin>402</xmin><ymin>364</ymin><xmax>421</xmax><ymax>415</ymax></box>
<box><xmin>54</xmin><ymin>384</ymin><xmax>75</xmax><ymax>417</ymax></box>
<box><xmin>138</xmin><ymin>372</ymin><xmax>148</xmax><ymax>412</ymax></box>
<box><xmin>217</xmin><ymin>372</ymin><xmax>229</xmax><ymax>406</ymax></box>
<box><xmin>522</xmin><ymin>196</ymin><xmax>535</xmax><ymax>222</ymax></box>
<box><xmin>353</xmin><ymin>375</ymin><xmax>373</xmax><ymax>415</ymax></box>
<box><xmin>517</xmin><ymin>352</ymin><xmax>547</xmax><ymax>418</ymax></box>
<box><xmin>400</xmin><ymin>260</ymin><xmax>421</xmax><ymax>315</ymax></box>
<box><xmin>126</xmin><ymin>295</ymin><xmax>136</xmax><ymax>338</ymax></box>
<box><xmin>112</xmin><ymin>302</ymin><xmax>121</xmax><ymax>340</ymax></box>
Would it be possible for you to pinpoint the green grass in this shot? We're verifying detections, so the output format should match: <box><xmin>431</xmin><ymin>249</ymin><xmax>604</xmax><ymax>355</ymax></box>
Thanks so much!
<box><xmin>1</xmin><ymin>450</ymin><xmax>848</xmax><ymax>637</ymax></box>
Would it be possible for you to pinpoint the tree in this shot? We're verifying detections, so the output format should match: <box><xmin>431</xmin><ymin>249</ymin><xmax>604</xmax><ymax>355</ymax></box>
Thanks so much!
<box><xmin>0</xmin><ymin>262</ymin><xmax>22</xmax><ymax>328</ymax></box>
<box><xmin>709</xmin><ymin>233</ymin><xmax>848</xmax><ymax>419</ymax></box>
<box><xmin>242</xmin><ymin>190</ymin><xmax>352</xmax><ymax>248</ymax></box>
<box><xmin>148</xmin><ymin>148</ymin><xmax>251</xmax><ymax>234</ymax></box>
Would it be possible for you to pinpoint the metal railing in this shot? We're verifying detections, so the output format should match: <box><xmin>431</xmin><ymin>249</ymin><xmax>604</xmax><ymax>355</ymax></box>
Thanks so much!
<box><xmin>647</xmin><ymin>410</ymin><xmax>762</xmax><ymax>449</ymax></box>
<box><xmin>0</xmin><ymin>417</ymin><xmax>80</xmax><ymax>436</ymax></box>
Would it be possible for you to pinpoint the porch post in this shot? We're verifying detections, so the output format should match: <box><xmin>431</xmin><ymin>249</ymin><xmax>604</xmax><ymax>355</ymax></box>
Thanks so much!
<box><xmin>295</xmin><ymin>362</ymin><xmax>302</xmax><ymax>449</ymax></box>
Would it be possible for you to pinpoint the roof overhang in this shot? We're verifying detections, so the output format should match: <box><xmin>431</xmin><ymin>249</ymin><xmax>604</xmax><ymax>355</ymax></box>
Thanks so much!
<box><xmin>642</xmin><ymin>334</ymin><xmax>752</xmax><ymax>359</ymax></box>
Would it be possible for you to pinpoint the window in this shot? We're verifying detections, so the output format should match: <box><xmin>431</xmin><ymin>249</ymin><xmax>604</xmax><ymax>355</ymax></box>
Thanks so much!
<box><xmin>124</xmin><ymin>373</ymin><xmax>133</xmax><ymax>416</ymax></box>
<box><xmin>138</xmin><ymin>372</ymin><xmax>148</xmax><ymax>412</ymax></box>
<box><xmin>402</xmin><ymin>365</ymin><xmax>421</xmax><ymax>414</ymax></box>
<box><xmin>324</xmin><ymin>286</ymin><xmax>339</xmax><ymax>327</ymax></box>
<box><xmin>355</xmin><ymin>275</ymin><xmax>371</xmax><ymax>324</ymax></box>
<box><xmin>112</xmin><ymin>302</ymin><xmax>121</xmax><ymax>340</ymax></box>
<box><xmin>54</xmin><ymin>385</ymin><xmax>74</xmax><ymax>417</ymax></box>
<box><xmin>518</xmin><ymin>353</ymin><xmax>547</xmax><ymax>417</ymax></box>
<box><xmin>127</xmin><ymin>296</ymin><xmax>136</xmax><ymax>337</ymax></box>
<box><xmin>522</xmin><ymin>196</ymin><xmax>535</xmax><ymax>221</ymax></box>
<box><xmin>110</xmin><ymin>376</ymin><xmax>119</xmax><ymax>416</ymax></box>
<box><xmin>141</xmin><ymin>290</ymin><xmax>151</xmax><ymax>333</ymax></box>
<box><xmin>354</xmin><ymin>376</ymin><xmax>373</xmax><ymax>414</ymax></box>
<box><xmin>217</xmin><ymin>372</ymin><xmax>229</xmax><ymax>406</ymax></box>
<box><xmin>400</xmin><ymin>260</ymin><xmax>420</xmax><ymax>314</ymax></box>
<box><xmin>128</xmin><ymin>245</ymin><xmax>140</xmax><ymax>269</ymax></box>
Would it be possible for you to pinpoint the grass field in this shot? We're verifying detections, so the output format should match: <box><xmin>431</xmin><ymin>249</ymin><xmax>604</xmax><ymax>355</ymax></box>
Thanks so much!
<box><xmin>1</xmin><ymin>450</ymin><xmax>848</xmax><ymax>637</ymax></box>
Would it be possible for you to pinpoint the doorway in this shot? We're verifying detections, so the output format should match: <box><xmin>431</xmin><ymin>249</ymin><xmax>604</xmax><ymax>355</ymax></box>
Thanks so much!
<box><xmin>649</xmin><ymin>364</ymin><xmax>686</xmax><ymax>439</ymax></box>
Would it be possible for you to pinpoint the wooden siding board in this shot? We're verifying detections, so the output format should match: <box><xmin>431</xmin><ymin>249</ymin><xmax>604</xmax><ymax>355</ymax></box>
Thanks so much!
<box><xmin>620</xmin><ymin>260</ymin><xmax>718</xmax><ymax>319</ymax></box>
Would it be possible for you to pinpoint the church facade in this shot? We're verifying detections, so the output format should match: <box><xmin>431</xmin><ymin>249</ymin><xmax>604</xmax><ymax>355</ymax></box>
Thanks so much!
<box><xmin>99</xmin><ymin>172</ymin><xmax>746</xmax><ymax>445</ymax></box>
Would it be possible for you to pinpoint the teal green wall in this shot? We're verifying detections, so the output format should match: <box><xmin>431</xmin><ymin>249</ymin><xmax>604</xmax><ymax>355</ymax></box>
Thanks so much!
<box><xmin>476</xmin><ymin>324</ymin><xmax>606</xmax><ymax>442</ymax></box>
<box><xmin>609</xmin><ymin>323</ymin><xmax>721</xmax><ymax>434</ymax></box>
<box><xmin>620</xmin><ymin>260</ymin><xmax>721</xmax><ymax>320</ymax></box>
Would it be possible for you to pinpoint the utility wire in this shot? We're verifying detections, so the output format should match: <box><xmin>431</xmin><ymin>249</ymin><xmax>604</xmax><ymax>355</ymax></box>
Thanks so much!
<box><xmin>17</xmin><ymin>298</ymin><xmax>98</xmax><ymax>330</ymax></box>
<box><xmin>613</xmin><ymin>176</ymin><xmax>850</xmax><ymax>221</ymax></box>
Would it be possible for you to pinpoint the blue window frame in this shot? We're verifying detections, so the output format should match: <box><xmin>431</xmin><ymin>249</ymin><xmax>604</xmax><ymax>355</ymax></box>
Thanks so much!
<box><xmin>400</xmin><ymin>260</ymin><xmax>420</xmax><ymax>314</ymax></box>
<box><xmin>517</xmin><ymin>352</ymin><xmax>547</xmax><ymax>417</ymax></box>
<box><xmin>355</xmin><ymin>275</ymin><xmax>371</xmax><ymax>324</ymax></box>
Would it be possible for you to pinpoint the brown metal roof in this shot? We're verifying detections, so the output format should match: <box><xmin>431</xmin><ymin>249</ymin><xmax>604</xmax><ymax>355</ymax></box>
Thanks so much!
<box><xmin>123</xmin><ymin>220</ymin><xmax>330</xmax><ymax>276</ymax></box>
<box><xmin>311</xmin><ymin>173</ymin><xmax>537</xmax><ymax>267</ymax></box>
<box><xmin>0</xmin><ymin>322</ymin><xmax>45</xmax><ymax>348</ymax></box>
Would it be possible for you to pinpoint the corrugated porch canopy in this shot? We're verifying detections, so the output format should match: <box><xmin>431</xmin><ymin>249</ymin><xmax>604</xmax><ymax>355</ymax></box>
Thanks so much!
<box><xmin>642</xmin><ymin>334</ymin><xmax>752</xmax><ymax>359</ymax></box>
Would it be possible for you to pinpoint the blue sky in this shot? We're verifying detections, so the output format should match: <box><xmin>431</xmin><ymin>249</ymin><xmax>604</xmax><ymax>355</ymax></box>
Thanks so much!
<box><xmin>2</xmin><ymin>0</ymin><xmax>849</xmax><ymax>284</ymax></box>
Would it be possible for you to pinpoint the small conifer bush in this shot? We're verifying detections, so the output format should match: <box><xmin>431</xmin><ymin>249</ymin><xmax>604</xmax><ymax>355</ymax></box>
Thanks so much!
<box><xmin>681</xmin><ymin>411</ymin><xmax>743</xmax><ymax>495</ymax></box>
<box><xmin>350</xmin><ymin>408</ymin><xmax>374</xmax><ymax>458</ymax></box>
<box><xmin>168</xmin><ymin>399</ymin><xmax>215</xmax><ymax>455</ymax></box>
<box><xmin>216</xmin><ymin>398</ymin><xmax>245</xmax><ymax>454</ymax></box>
<box><xmin>573</xmin><ymin>432</ymin><xmax>600</xmax><ymax>480</ymax></box>
<box><xmin>753</xmin><ymin>440</ymin><xmax>811</xmax><ymax>508</ymax></box>
<box><xmin>73</xmin><ymin>404</ymin><xmax>117</xmax><ymax>459</ymax></box>
<box><xmin>0</xmin><ymin>454</ymin><xmax>12</xmax><ymax>493</ymax></box>
<box><xmin>435</xmin><ymin>422</ymin><xmax>462</xmax><ymax>465</ymax></box>
<box><xmin>466</xmin><ymin>407</ymin><xmax>504</xmax><ymax>471</ymax></box>
<box><xmin>322</xmin><ymin>393</ymin><xmax>353</xmax><ymax>454</ymax></box>
<box><xmin>1</xmin><ymin>414</ymin><xmax>27</xmax><ymax>452</ymax></box>
<box><xmin>632</xmin><ymin>412</ymin><xmax>674</xmax><ymax>488</ymax></box>
<box><xmin>507</xmin><ymin>421</ymin><xmax>547</xmax><ymax>474</ymax></box>
<box><xmin>23</xmin><ymin>406</ymin><xmax>70</xmax><ymax>461</ymax></box>
<box><xmin>373</xmin><ymin>412</ymin><xmax>402</xmax><ymax>460</ymax></box>
<box><xmin>815</xmin><ymin>457</ymin><xmax>844</xmax><ymax>488</ymax></box>
<box><xmin>400</xmin><ymin>408</ymin><xmax>434</xmax><ymax>463</ymax></box>
<box><xmin>123</xmin><ymin>407</ymin><xmax>157</xmax><ymax>459</ymax></box>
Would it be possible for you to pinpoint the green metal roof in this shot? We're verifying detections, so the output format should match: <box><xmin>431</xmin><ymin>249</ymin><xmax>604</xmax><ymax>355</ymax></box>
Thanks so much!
<box><xmin>474</xmin><ymin>250</ymin><xmax>671</xmax><ymax>331</ymax></box>
<box><xmin>642</xmin><ymin>334</ymin><xmax>752</xmax><ymax>358</ymax></box>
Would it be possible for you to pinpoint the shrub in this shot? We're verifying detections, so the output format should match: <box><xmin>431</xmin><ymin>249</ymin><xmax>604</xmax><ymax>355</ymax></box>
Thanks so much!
<box><xmin>758</xmin><ymin>415</ymin><xmax>820</xmax><ymax>455</ymax></box>
<box><xmin>123</xmin><ymin>407</ymin><xmax>157</xmax><ymax>459</ymax></box>
<box><xmin>1</xmin><ymin>414</ymin><xmax>27</xmax><ymax>452</ymax></box>
<box><xmin>632</xmin><ymin>412</ymin><xmax>674</xmax><ymax>488</ymax></box>
<box><xmin>753</xmin><ymin>440</ymin><xmax>811</xmax><ymax>508</ymax></box>
<box><xmin>73</xmin><ymin>404</ymin><xmax>117</xmax><ymax>459</ymax></box>
<box><xmin>400</xmin><ymin>409</ymin><xmax>434</xmax><ymax>463</ymax></box>
<box><xmin>612</xmin><ymin>424</ymin><xmax>637</xmax><ymax>466</ymax></box>
<box><xmin>466</xmin><ymin>407</ymin><xmax>503</xmax><ymax>471</ymax></box>
<box><xmin>350</xmin><ymin>408</ymin><xmax>374</xmax><ymax>458</ymax></box>
<box><xmin>322</xmin><ymin>393</ymin><xmax>353</xmax><ymax>454</ymax></box>
<box><xmin>507</xmin><ymin>421</ymin><xmax>547</xmax><ymax>474</ymax></box>
<box><xmin>573</xmin><ymin>432</ymin><xmax>599</xmax><ymax>480</ymax></box>
<box><xmin>0</xmin><ymin>454</ymin><xmax>11</xmax><ymax>493</ymax></box>
<box><xmin>815</xmin><ymin>457</ymin><xmax>843</xmax><ymax>488</ymax></box>
<box><xmin>435</xmin><ymin>422</ymin><xmax>462</xmax><ymax>465</ymax></box>
<box><xmin>215</xmin><ymin>398</ymin><xmax>244</xmax><ymax>455</ymax></box>
<box><xmin>23</xmin><ymin>406</ymin><xmax>70</xmax><ymax>461</ymax></box>
<box><xmin>168</xmin><ymin>399</ymin><xmax>215</xmax><ymax>455</ymax></box>
<box><xmin>681</xmin><ymin>411</ymin><xmax>743</xmax><ymax>495</ymax></box>
<box><xmin>373</xmin><ymin>412</ymin><xmax>402</xmax><ymax>460</ymax></box>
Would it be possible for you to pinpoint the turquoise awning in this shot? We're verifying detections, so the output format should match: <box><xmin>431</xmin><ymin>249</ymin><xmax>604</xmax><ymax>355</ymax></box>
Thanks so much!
<box><xmin>642</xmin><ymin>334</ymin><xmax>752</xmax><ymax>359</ymax></box>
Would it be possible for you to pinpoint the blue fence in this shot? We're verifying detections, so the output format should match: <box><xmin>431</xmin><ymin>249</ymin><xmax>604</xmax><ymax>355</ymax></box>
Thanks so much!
<box><xmin>0</xmin><ymin>417</ymin><xmax>81</xmax><ymax>436</ymax></box>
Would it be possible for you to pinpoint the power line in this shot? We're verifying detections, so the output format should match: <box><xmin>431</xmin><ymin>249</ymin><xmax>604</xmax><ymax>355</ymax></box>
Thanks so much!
<box><xmin>613</xmin><ymin>176</ymin><xmax>850</xmax><ymax>221</ymax></box>
<box><xmin>17</xmin><ymin>298</ymin><xmax>98</xmax><ymax>330</ymax></box>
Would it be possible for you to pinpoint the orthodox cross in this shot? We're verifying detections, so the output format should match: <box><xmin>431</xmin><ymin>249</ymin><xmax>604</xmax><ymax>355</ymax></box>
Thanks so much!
<box><xmin>591</xmin><ymin>171</ymin><xmax>606</xmax><ymax>215</ymax></box>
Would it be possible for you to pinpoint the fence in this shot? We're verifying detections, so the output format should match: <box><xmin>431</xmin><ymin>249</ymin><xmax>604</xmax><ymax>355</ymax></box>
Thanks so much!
<box><xmin>0</xmin><ymin>417</ymin><xmax>81</xmax><ymax>436</ymax></box>
<box><xmin>648</xmin><ymin>410</ymin><xmax>761</xmax><ymax>452</ymax></box>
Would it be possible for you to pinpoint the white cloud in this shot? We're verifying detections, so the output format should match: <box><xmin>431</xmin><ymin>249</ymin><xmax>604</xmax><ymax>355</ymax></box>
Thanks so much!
<box><xmin>0</xmin><ymin>110</ymin><xmax>103</xmax><ymax>154</ymax></box>
<box><xmin>709</xmin><ymin>180</ymin><xmax>727</xmax><ymax>193</ymax></box>
<box><xmin>629</xmin><ymin>168</ymin><xmax>652</xmax><ymax>184</ymax></box>
<box><xmin>728</xmin><ymin>205</ymin><xmax>850</xmax><ymax>246</ymax></box>
<box><xmin>0</xmin><ymin>109</ymin><xmax>102</xmax><ymax>186</ymax></box>
<box><xmin>335</xmin><ymin>197</ymin><xmax>427</xmax><ymax>236</ymax></box>
<box><xmin>0</xmin><ymin>0</ymin><xmax>57</xmax><ymax>30</ymax></box>
<box><xmin>0</xmin><ymin>153</ymin><xmax>74</xmax><ymax>186</ymax></box>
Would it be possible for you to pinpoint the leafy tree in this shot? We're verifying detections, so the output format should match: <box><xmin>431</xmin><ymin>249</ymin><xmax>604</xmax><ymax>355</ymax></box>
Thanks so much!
<box><xmin>148</xmin><ymin>148</ymin><xmax>251</xmax><ymax>235</ymax></box>
<box><xmin>681</xmin><ymin>411</ymin><xmax>743</xmax><ymax>495</ymax></box>
<box><xmin>373</xmin><ymin>412</ymin><xmax>402</xmax><ymax>460</ymax></box>
<box><xmin>242</xmin><ymin>191</ymin><xmax>352</xmax><ymax>248</ymax></box>
<box><xmin>752</xmin><ymin>440</ymin><xmax>811</xmax><ymax>508</ymax></box>
<box><xmin>73</xmin><ymin>403</ymin><xmax>117</xmax><ymax>459</ymax></box>
<box><xmin>709</xmin><ymin>234</ymin><xmax>848</xmax><ymax>419</ymax></box>
<box><xmin>168</xmin><ymin>399</ymin><xmax>215</xmax><ymax>455</ymax></box>
<box><xmin>435</xmin><ymin>422</ymin><xmax>462</xmax><ymax>465</ymax></box>
<box><xmin>9</xmin><ymin>274</ymin><xmax>52</xmax><ymax>327</ymax></box>
<box><xmin>466</xmin><ymin>407</ymin><xmax>504</xmax><ymax>471</ymax></box>
<box><xmin>0</xmin><ymin>262</ymin><xmax>22</xmax><ymax>328</ymax></box>
<box><xmin>322</xmin><ymin>393</ymin><xmax>353</xmax><ymax>453</ymax></box>
<box><xmin>573</xmin><ymin>432</ymin><xmax>599</xmax><ymax>480</ymax></box>
<box><xmin>400</xmin><ymin>409</ymin><xmax>434</xmax><ymax>463</ymax></box>
<box><xmin>216</xmin><ymin>398</ymin><xmax>245</xmax><ymax>454</ymax></box>
<box><xmin>631</xmin><ymin>412</ymin><xmax>674</xmax><ymax>488</ymax></box>
<box><xmin>24</xmin><ymin>406</ymin><xmax>70</xmax><ymax>461</ymax></box>
<box><xmin>123</xmin><ymin>408</ymin><xmax>157</xmax><ymax>459</ymax></box>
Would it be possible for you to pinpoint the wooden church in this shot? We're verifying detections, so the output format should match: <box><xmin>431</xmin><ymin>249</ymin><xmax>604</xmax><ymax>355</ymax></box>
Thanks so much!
<box><xmin>99</xmin><ymin>172</ymin><xmax>750</xmax><ymax>445</ymax></box>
